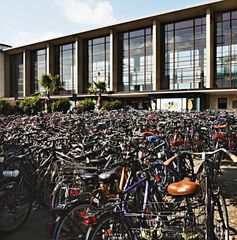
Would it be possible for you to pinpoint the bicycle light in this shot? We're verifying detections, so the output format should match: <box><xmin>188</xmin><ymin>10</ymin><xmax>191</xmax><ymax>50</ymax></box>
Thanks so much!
<box><xmin>69</xmin><ymin>188</ymin><xmax>80</xmax><ymax>197</ymax></box>
<box><xmin>83</xmin><ymin>214</ymin><xmax>97</xmax><ymax>225</ymax></box>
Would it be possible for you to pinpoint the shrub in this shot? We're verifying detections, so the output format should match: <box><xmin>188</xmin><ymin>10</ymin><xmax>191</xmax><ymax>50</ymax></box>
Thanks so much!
<box><xmin>103</xmin><ymin>100</ymin><xmax>124</xmax><ymax>111</ymax></box>
<box><xmin>0</xmin><ymin>98</ymin><xmax>12</xmax><ymax>114</ymax></box>
<box><xmin>77</xmin><ymin>98</ymin><xmax>95</xmax><ymax>112</ymax></box>
<box><xmin>51</xmin><ymin>98</ymin><xmax>71</xmax><ymax>113</ymax></box>
<box><xmin>19</xmin><ymin>96</ymin><xmax>44</xmax><ymax>115</ymax></box>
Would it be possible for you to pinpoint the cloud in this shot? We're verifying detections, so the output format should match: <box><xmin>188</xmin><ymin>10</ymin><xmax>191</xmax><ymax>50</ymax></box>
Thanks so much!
<box><xmin>55</xmin><ymin>0</ymin><xmax>117</xmax><ymax>26</ymax></box>
<box><xmin>4</xmin><ymin>27</ymin><xmax>64</xmax><ymax>47</ymax></box>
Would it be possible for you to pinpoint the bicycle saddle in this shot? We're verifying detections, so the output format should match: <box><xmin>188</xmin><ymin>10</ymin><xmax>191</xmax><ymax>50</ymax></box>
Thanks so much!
<box><xmin>80</xmin><ymin>172</ymin><xmax>99</xmax><ymax>180</ymax></box>
<box><xmin>167</xmin><ymin>177</ymin><xmax>200</xmax><ymax>196</ymax></box>
<box><xmin>99</xmin><ymin>166</ymin><xmax>121</xmax><ymax>182</ymax></box>
<box><xmin>87</xmin><ymin>158</ymin><xmax>108</xmax><ymax>166</ymax></box>
<box><xmin>15</xmin><ymin>154</ymin><xmax>26</xmax><ymax>161</ymax></box>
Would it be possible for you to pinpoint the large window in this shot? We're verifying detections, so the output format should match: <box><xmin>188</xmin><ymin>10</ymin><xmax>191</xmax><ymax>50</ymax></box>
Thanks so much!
<box><xmin>121</xmin><ymin>28</ymin><xmax>153</xmax><ymax>92</ymax></box>
<box><xmin>88</xmin><ymin>36</ymin><xmax>110</xmax><ymax>89</ymax></box>
<box><xmin>55</xmin><ymin>43</ymin><xmax>76</xmax><ymax>95</ymax></box>
<box><xmin>10</xmin><ymin>54</ymin><xmax>23</xmax><ymax>97</ymax></box>
<box><xmin>165</xmin><ymin>17</ymin><xmax>206</xmax><ymax>90</ymax></box>
<box><xmin>232</xmin><ymin>100</ymin><xmax>237</xmax><ymax>108</ymax></box>
<box><xmin>31</xmin><ymin>49</ymin><xmax>47</xmax><ymax>93</ymax></box>
<box><xmin>216</xmin><ymin>10</ymin><xmax>237</xmax><ymax>88</ymax></box>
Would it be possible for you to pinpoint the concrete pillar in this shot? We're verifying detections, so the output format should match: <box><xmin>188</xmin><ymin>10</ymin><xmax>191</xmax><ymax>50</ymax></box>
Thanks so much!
<box><xmin>23</xmin><ymin>50</ymin><xmax>31</xmax><ymax>96</ymax></box>
<box><xmin>111</xmin><ymin>30</ymin><xmax>119</xmax><ymax>92</ymax></box>
<box><xmin>206</xmin><ymin>8</ymin><xmax>215</xmax><ymax>88</ymax></box>
<box><xmin>75</xmin><ymin>38</ymin><xmax>79</xmax><ymax>94</ymax></box>
<box><xmin>0</xmin><ymin>51</ymin><xmax>5</xmax><ymax>97</ymax></box>
<box><xmin>47</xmin><ymin>43</ymin><xmax>55</xmax><ymax>75</ymax></box>
<box><xmin>109</xmin><ymin>30</ymin><xmax>113</xmax><ymax>92</ymax></box>
<box><xmin>153</xmin><ymin>20</ymin><xmax>161</xmax><ymax>90</ymax></box>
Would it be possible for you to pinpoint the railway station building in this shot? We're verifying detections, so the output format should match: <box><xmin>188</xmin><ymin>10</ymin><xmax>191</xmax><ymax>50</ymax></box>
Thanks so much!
<box><xmin>0</xmin><ymin>0</ymin><xmax>237</xmax><ymax>111</ymax></box>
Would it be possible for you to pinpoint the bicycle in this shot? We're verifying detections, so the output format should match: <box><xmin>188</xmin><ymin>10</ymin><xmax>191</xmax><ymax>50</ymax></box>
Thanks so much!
<box><xmin>167</xmin><ymin>148</ymin><xmax>237</xmax><ymax>239</ymax></box>
<box><xmin>85</xmin><ymin>148</ymin><xmax>237</xmax><ymax>239</ymax></box>
<box><xmin>84</xmin><ymin>158</ymin><xmax>201</xmax><ymax>239</ymax></box>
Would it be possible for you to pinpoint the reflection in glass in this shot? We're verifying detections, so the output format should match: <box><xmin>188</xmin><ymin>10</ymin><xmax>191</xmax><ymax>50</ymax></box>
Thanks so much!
<box><xmin>88</xmin><ymin>36</ymin><xmax>110</xmax><ymax>89</ymax></box>
<box><xmin>165</xmin><ymin>17</ymin><xmax>206</xmax><ymax>90</ymax></box>
<box><xmin>216</xmin><ymin>10</ymin><xmax>237</xmax><ymax>88</ymax></box>
<box><xmin>55</xmin><ymin>43</ymin><xmax>76</xmax><ymax>95</ymax></box>
<box><xmin>10</xmin><ymin>54</ymin><xmax>23</xmax><ymax>97</ymax></box>
<box><xmin>31</xmin><ymin>49</ymin><xmax>47</xmax><ymax>93</ymax></box>
<box><xmin>121</xmin><ymin>27</ymin><xmax>153</xmax><ymax>92</ymax></box>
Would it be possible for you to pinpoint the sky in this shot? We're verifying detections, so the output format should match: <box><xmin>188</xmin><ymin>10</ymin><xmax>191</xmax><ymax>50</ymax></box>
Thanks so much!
<box><xmin>1</xmin><ymin>0</ymin><xmax>220</xmax><ymax>48</ymax></box>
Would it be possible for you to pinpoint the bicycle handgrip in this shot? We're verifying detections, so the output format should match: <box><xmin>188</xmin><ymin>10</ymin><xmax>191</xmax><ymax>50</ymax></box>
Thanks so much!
<box><xmin>163</xmin><ymin>155</ymin><xmax>177</xmax><ymax>166</ymax></box>
<box><xmin>229</xmin><ymin>153</ymin><xmax>237</xmax><ymax>163</ymax></box>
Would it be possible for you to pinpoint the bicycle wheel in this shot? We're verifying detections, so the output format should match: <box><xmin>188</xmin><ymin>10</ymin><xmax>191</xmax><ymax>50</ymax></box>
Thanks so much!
<box><xmin>211</xmin><ymin>194</ymin><xmax>229</xmax><ymax>240</ymax></box>
<box><xmin>0</xmin><ymin>177</ymin><xmax>32</xmax><ymax>233</ymax></box>
<box><xmin>88</xmin><ymin>212</ymin><xmax>134</xmax><ymax>240</ymax></box>
<box><xmin>52</xmin><ymin>201</ymin><xmax>94</xmax><ymax>240</ymax></box>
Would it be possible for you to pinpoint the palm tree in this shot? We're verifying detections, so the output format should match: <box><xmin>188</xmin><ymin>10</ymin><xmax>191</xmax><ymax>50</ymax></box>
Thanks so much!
<box><xmin>39</xmin><ymin>73</ymin><xmax>65</xmax><ymax>112</ymax></box>
<box><xmin>88</xmin><ymin>80</ymin><xmax>107</xmax><ymax>109</ymax></box>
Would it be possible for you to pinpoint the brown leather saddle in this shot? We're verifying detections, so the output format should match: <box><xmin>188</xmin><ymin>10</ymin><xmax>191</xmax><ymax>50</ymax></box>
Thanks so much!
<box><xmin>167</xmin><ymin>177</ymin><xmax>200</xmax><ymax>196</ymax></box>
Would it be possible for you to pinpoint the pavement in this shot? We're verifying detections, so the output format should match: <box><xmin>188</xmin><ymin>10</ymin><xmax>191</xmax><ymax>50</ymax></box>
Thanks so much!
<box><xmin>0</xmin><ymin>207</ymin><xmax>51</xmax><ymax>240</ymax></box>
<box><xmin>217</xmin><ymin>164</ymin><xmax>237</xmax><ymax>238</ymax></box>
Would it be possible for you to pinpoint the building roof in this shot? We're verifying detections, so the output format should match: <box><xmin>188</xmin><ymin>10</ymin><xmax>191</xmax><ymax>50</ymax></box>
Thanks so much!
<box><xmin>4</xmin><ymin>0</ymin><xmax>237</xmax><ymax>55</ymax></box>
<box><xmin>0</xmin><ymin>43</ymin><xmax>12</xmax><ymax>50</ymax></box>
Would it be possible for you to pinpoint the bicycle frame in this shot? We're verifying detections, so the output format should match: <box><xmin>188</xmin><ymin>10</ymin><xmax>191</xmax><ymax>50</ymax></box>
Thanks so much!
<box><xmin>180</xmin><ymin>148</ymin><xmax>237</xmax><ymax>239</ymax></box>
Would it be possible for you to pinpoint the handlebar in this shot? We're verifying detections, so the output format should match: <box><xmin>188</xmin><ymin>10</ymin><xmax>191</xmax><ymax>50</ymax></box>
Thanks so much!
<box><xmin>163</xmin><ymin>148</ymin><xmax>237</xmax><ymax>166</ymax></box>
<box><xmin>181</xmin><ymin>148</ymin><xmax>237</xmax><ymax>163</ymax></box>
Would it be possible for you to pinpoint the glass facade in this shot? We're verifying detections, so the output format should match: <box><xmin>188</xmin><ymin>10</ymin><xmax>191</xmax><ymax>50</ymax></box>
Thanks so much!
<box><xmin>121</xmin><ymin>28</ymin><xmax>153</xmax><ymax>92</ymax></box>
<box><xmin>216</xmin><ymin>10</ymin><xmax>237</xmax><ymax>88</ymax></box>
<box><xmin>31</xmin><ymin>49</ymin><xmax>47</xmax><ymax>93</ymax></box>
<box><xmin>10</xmin><ymin>54</ymin><xmax>23</xmax><ymax>97</ymax></box>
<box><xmin>88</xmin><ymin>36</ymin><xmax>110</xmax><ymax>88</ymax></box>
<box><xmin>55</xmin><ymin>43</ymin><xmax>76</xmax><ymax>95</ymax></box>
<box><xmin>165</xmin><ymin>17</ymin><xmax>206</xmax><ymax>90</ymax></box>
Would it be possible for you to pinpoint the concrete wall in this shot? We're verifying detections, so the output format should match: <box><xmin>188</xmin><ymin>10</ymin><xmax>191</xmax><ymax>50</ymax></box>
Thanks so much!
<box><xmin>210</xmin><ymin>94</ymin><xmax>237</xmax><ymax>112</ymax></box>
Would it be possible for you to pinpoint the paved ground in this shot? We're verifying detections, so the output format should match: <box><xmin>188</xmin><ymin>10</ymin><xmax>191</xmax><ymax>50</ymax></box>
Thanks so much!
<box><xmin>218</xmin><ymin>164</ymin><xmax>237</xmax><ymax>239</ymax></box>
<box><xmin>0</xmin><ymin>162</ymin><xmax>236</xmax><ymax>240</ymax></box>
<box><xmin>0</xmin><ymin>207</ymin><xmax>51</xmax><ymax>240</ymax></box>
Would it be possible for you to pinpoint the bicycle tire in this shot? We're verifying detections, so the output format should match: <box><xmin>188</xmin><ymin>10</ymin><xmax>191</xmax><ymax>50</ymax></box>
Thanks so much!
<box><xmin>52</xmin><ymin>201</ymin><xmax>94</xmax><ymax>240</ymax></box>
<box><xmin>87</xmin><ymin>212</ymin><xmax>134</xmax><ymax>240</ymax></box>
<box><xmin>0</xmin><ymin>177</ymin><xmax>32</xmax><ymax>233</ymax></box>
<box><xmin>211</xmin><ymin>193</ymin><xmax>229</xmax><ymax>240</ymax></box>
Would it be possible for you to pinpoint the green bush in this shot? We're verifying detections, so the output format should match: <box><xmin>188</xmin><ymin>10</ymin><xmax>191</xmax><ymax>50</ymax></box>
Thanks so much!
<box><xmin>51</xmin><ymin>99</ymin><xmax>71</xmax><ymax>113</ymax></box>
<box><xmin>19</xmin><ymin>96</ymin><xmax>43</xmax><ymax>115</ymax></box>
<box><xmin>0</xmin><ymin>98</ymin><xmax>12</xmax><ymax>114</ymax></box>
<box><xmin>77</xmin><ymin>98</ymin><xmax>95</xmax><ymax>112</ymax></box>
<box><xmin>103</xmin><ymin>100</ymin><xmax>124</xmax><ymax>111</ymax></box>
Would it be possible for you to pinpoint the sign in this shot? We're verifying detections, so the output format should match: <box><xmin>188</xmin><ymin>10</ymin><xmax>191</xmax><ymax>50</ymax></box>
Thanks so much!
<box><xmin>157</xmin><ymin>98</ymin><xmax>186</xmax><ymax>112</ymax></box>
<box><xmin>187</xmin><ymin>99</ymin><xmax>193</xmax><ymax>111</ymax></box>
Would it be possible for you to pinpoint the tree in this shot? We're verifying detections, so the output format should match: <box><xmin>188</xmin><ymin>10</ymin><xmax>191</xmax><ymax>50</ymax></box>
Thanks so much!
<box><xmin>88</xmin><ymin>80</ymin><xmax>107</xmax><ymax>109</ymax></box>
<box><xmin>38</xmin><ymin>73</ymin><xmax>65</xmax><ymax>113</ymax></box>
